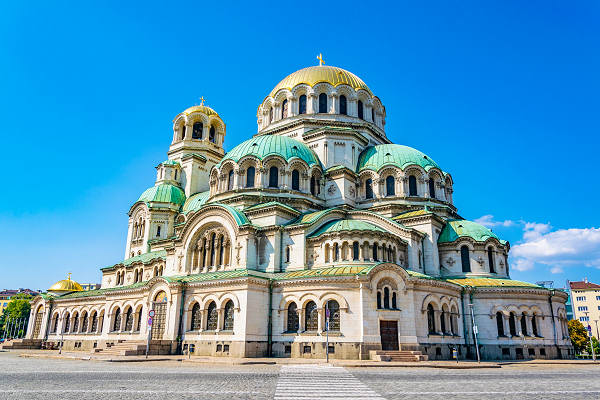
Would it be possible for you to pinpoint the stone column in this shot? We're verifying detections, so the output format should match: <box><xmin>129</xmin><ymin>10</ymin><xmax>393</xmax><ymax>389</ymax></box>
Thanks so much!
<box><xmin>330</xmin><ymin>94</ymin><xmax>338</xmax><ymax>114</ymax></box>
<box><xmin>308</xmin><ymin>94</ymin><xmax>317</xmax><ymax>114</ymax></box>
<box><xmin>317</xmin><ymin>308</ymin><xmax>323</xmax><ymax>334</ymax></box>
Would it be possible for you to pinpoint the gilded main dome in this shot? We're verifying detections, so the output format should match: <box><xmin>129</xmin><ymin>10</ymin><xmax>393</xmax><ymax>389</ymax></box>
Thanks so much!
<box><xmin>181</xmin><ymin>105</ymin><xmax>220</xmax><ymax>118</ymax></box>
<box><xmin>269</xmin><ymin>65</ymin><xmax>372</xmax><ymax>97</ymax></box>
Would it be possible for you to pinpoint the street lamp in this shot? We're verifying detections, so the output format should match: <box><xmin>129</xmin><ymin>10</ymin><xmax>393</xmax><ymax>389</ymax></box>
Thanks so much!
<box><xmin>594</xmin><ymin>320</ymin><xmax>599</xmax><ymax>341</ymax></box>
<box><xmin>468</xmin><ymin>303</ymin><xmax>480</xmax><ymax>363</ymax></box>
<box><xmin>583</xmin><ymin>311</ymin><xmax>596</xmax><ymax>361</ymax></box>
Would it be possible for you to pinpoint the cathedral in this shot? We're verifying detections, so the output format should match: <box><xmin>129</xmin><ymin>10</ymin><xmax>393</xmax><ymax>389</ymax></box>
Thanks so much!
<box><xmin>23</xmin><ymin>62</ymin><xmax>572</xmax><ymax>360</ymax></box>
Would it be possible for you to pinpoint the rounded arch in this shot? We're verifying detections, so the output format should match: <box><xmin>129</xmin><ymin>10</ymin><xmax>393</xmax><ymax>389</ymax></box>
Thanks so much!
<box><xmin>421</xmin><ymin>294</ymin><xmax>441</xmax><ymax>312</ymax></box>
<box><xmin>298</xmin><ymin>293</ymin><xmax>320</xmax><ymax>309</ymax></box>
<box><xmin>318</xmin><ymin>292</ymin><xmax>349</xmax><ymax>310</ymax></box>
<box><xmin>217</xmin><ymin>292</ymin><xmax>241</xmax><ymax>310</ymax></box>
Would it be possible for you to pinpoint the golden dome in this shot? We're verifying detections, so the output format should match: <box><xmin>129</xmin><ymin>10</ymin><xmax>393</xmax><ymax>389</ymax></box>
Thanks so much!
<box><xmin>269</xmin><ymin>65</ymin><xmax>372</xmax><ymax>97</ymax></box>
<box><xmin>48</xmin><ymin>275</ymin><xmax>84</xmax><ymax>293</ymax></box>
<box><xmin>182</xmin><ymin>105</ymin><xmax>220</xmax><ymax>118</ymax></box>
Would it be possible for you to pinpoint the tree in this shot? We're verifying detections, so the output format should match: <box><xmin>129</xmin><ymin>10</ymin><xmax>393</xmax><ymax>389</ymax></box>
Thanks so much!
<box><xmin>588</xmin><ymin>336</ymin><xmax>600</xmax><ymax>356</ymax></box>
<box><xmin>0</xmin><ymin>293</ymin><xmax>33</xmax><ymax>338</ymax></box>
<box><xmin>568</xmin><ymin>319</ymin><xmax>590</xmax><ymax>354</ymax></box>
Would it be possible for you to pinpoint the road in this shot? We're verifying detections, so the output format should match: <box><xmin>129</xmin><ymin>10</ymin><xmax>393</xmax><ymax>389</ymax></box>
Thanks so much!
<box><xmin>0</xmin><ymin>351</ymin><xmax>599</xmax><ymax>400</ymax></box>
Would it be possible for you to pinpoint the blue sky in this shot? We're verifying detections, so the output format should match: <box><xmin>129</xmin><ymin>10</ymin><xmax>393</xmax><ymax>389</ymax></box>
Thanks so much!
<box><xmin>1</xmin><ymin>1</ymin><xmax>599</xmax><ymax>290</ymax></box>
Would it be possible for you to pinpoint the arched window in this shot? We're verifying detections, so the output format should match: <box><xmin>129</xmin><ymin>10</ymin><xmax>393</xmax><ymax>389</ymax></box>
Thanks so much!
<box><xmin>386</xmin><ymin>176</ymin><xmax>395</xmax><ymax>196</ymax></box>
<box><xmin>509</xmin><ymin>312</ymin><xmax>517</xmax><ymax>336</ymax></box>
<box><xmin>372</xmin><ymin>243</ymin><xmax>378</xmax><ymax>261</ymax></box>
<box><xmin>488</xmin><ymin>247</ymin><xmax>495</xmax><ymax>273</ymax></box>
<box><xmin>339</xmin><ymin>95</ymin><xmax>347</xmax><ymax>115</ymax></box>
<box><xmin>223</xmin><ymin>300</ymin><xmax>235</xmax><ymax>330</ymax></box>
<box><xmin>156</xmin><ymin>226</ymin><xmax>161</xmax><ymax>238</ymax></box>
<box><xmin>181</xmin><ymin>125</ymin><xmax>186</xmax><ymax>140</ymax></box>
<box><xmin>358</xmin><ymin>100</ymin><xmax>364</xmax><ymax>119</ymax></box>
<box><xmin>228</xmin><ymin>170</ymin><xmax>234</xmax><ymax>191</ymax></box>
<box><xmin>299</xmin><ymin>95</ymin><xmax>307</xmax><ymax>114</ymax></box>
<box><xmin>427</xmin><ymin>304</ymin><xmax>436</xmax><ymax>334</ymax></box>
<box><xmin>281</xmin><ymin>99</ymin><xmax>288</xmax><ymax>119</ymax></box>
<box><xmin>383</xmin><ymin>287</ymin><xmax>390</xmax><ymax>309</ymax></box>
<box><xmin>532</xmin><ymin>314</ymin><xmax>539</xmax><ymax>336</ymax></box>
<box><xmin>51</xmin><ymin>314</ymin><xmax>59</xmax><ymax>333</ymax></box>
<box><xmin>310</xmin><ymin>176</ymin><xmax>316</xmax><ymax>195</ymax></box>
<box><xmin>206</xmin><ymin>302</ymin><xmax>218</xmax><ymax>331</ymax></box>
<box><xmin>192</xmin><ymin>122</ymin><xmax>203</xmax><ymax>139</ymax></box>
<box><xmin>175</xmin><ymin>169</ymin><xmax>178</xmax><ymax>180</ymax></box>
<box><xmin>291</xmin><ymin>169</ymin><xmax>300</xmax><ymax>191</ymax></box>
<box><xmin>191</xmin><ymin>303</ymin><xmax>201</xmax><ymax>331</ymax></box>
<box><xmin>333</xmin><ymin>243</ymin><xmax>339</xmax><ymax>261</ymax></box>
<box><xmin>287</xmin><ymin>303</ymin><xmax>299</xmax><ymax>332</ymax></box>
<box><xmin>209</xmin><ymin>126</ymin><xmax>216</xmax><ymax>143</ymax></box>
<box><xmin>285</xmin><ymin>246</ymin><xmax>290</xmax><ymax>263</ymax></box>
<box><xmin>209</xmin><ymin>232</ymin><xmax>216</xmax><ymax>266</ymax></box>
<box><xmin>377</xmin><ymin>292</ymin><xmax>382</xmax><ymax>309</ymax></box>
<box><xmin>135</xmin><ymin>307</ymin><xmax>142</xmax><ymax>331</ymax></box>
<box><xmin>461</xmin><ymin>246</ymin><xmax>471</xmax><ymax>272</ymax></box>
<box><xmin>428</xmin><ymin>179</ymin><xmax>435</xmax><ymax>198</ymax></box>
<box><xmin>113</xmin><ymin>309</ymin><xmax>121</xmax><ymax>332</ymax></box>
<box><xmin>219</xmin><ymin>236</ymin><xmax>225</xmax><ymax>265</ymax></box>
<box><xmin>305</xmin><ymin>301</ymin><xmax>318</xmax><ymax>331</ymax></box>
<box><xmin>365</xmin><ymin>178</ymin><xmax>373</xmax><ymax>199</ymax></box>
<box><xmin>371</xmin><ymin>107</ymin><xmax>375</xmax><ymax>123</ymax></box>
<box><xmin>496</xmin><ymin>312</ymin><xmax>505</xmax><ymax>336</ymax></box>
<box><xmin>520</xmin><ymin>313</ymin><xmax>528</xmax><ymax>336</ymax></box>
<box><xmin>318</xmin><ymin>93</ymin><xmax>327</xmax><ymax>113</ymax></box>
<box><xmin>392</xmin><ymin>292</ymin><xmax>397</xmax><ymax>309</ymax></box>
<box><xmin>269</xmin><ymin>166</ymin><xmax>278</xmax><ymax>188</ymax></box>
<box><xmin>269</xmin><ymin>108</ymin><xmax>273</xmax><ymax>123</ymax></box>
<box><xmin>124</xmin><ymin>308</ymin><xmax>134</xmax><ymax>331</ymax></box>
<box><xmin>246</xmin><ymin>166</ymin><xmax>255</xmax><ymax>188</ymax></box>
<box><xmin>409</xmin><ymin>176</ymin><xmax>418</xmax><ymax>196</ymax></box>
<box><xmin>90</xmin><ymin>312</ymin><xmax>98</xmax><ymax>333</ymax></box>
<box><xmin>326</xmin><ymin>300</ymin><xmax>340</xmax><ymax>331</ymax></box>
<box><xmin>440</xmin><ymin>309</ymin><xmax>446</xmax><ymax>333</ymax></box>
<box><xmin>64</xmin><ymin>313</ymin><xmax>70</xmax><ymax>333</ymax></box>
<box><xmin>352</xmin><ymin>241</ymin><xmax>359</xmax><ymax>261</ymax></box>
<box><xmin>72</xmin><ymin>313</ymin><xmax>79</xmax><ymax>333</ymax></box>
<box><xmin>81</xmin><ymin>312</ymin><xmax>88</xmax><ymax>333</ymax></box>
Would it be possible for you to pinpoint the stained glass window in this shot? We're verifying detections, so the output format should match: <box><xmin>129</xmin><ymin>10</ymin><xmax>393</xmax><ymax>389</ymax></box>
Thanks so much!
<box><xmin>223</xmin><ymin>300</ymin><xmax>234</xmax><ymax>330</ymax></box>
<box><xmin>113</xmin><ymin>309</ymin><xmax>121</xmax><ymax>332</ymax></box>
<box><xmin>125</xmin><ymin>308</ymin><xmax>134</xmax><ymax>331</ymax></box>
<box><xmin>206</xmin><ymin>302</ymin><xmax>218</xmax><ymax>331</ymax></box>
<box><xmin>305</xmin><ymin>301</ymin><xmax>318</xmax><ymax>331</ymax></box>
<box><xmin>287</xmin><ymin>303</ymin><xmax>299</xmax><ymax>332</ymax></box>
<box><xmin>191</xmin><ymin>303</ymin><xmax>202</xmax><ymax>331</ymax></box>
<box><xmin>327</xmin><ymin>300</ymin><xmax>340</xmax><ymax>331</ymax></box>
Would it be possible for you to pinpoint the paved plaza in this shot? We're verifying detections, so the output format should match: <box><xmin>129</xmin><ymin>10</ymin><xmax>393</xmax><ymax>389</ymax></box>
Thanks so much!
<box><xmin>0</xmin><ymin>351</ymin><xmax>599</xmax><ymax>400</ymax></box>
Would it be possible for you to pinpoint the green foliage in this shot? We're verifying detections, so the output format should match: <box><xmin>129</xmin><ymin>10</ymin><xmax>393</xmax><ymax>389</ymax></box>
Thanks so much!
<box><xmin>0</xmin><ymin>293</ymin><xmax>32</xmax><ymax>337</ymax></box>
<box><xmin>568</xmin><ymin>319</ymin><xmax>590</xmax><ymax>354</ymax></box>
<box><xmin>588</xmin><ymin>336</ymin><xmax>600</xmax><ymax>356</ymax></box>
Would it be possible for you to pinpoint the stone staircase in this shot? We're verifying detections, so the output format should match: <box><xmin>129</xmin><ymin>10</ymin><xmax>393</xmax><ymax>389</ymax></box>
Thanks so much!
<box><xmin>93</xmin><ymin>340</ymin><xmax>147</xmax><ymax>356</ymax></box>
<box><xmin>370</xmin><ymin>350</ymin><xmax>428</xmax><ymax>362</ymax></box>
<box><xmin>0</xmin><ymin>339</ymin><xmax>42</xmax><ymax>350</ymax></box>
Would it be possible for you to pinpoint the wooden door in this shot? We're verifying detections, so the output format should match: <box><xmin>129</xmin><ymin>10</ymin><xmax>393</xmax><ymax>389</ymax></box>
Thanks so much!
<box><xmin>380</xmin><ymin>320</ymin><xmax>399</xmax><ymax>351</ymax></box>
<box><xmin>151</xmin><ymin>303</ymin><xmax>166</xmax><ymax>340</ymax></box>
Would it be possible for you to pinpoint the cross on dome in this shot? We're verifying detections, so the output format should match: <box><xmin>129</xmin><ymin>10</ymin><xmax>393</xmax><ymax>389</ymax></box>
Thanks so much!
<box><xmin>317</xmin><ymin>53</ymin><xmax>325</xmax><ymax>66</ymax></box>
<box><xmin>200</xmin><ymin>96</ymin><xmax>206</xmax><ymax>106</ymax></box>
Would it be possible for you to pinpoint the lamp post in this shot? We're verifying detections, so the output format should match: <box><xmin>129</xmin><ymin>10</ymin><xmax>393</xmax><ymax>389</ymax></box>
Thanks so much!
<box><xmin>584</xmin><ymin>311</ymin><xmax>596</xmax><ymax>361</ymax></box>
<box><xmin>468</xmin><ymin>303</ymin><xmax>480</xmax><ymax>363</ymax></box>
<box><xmin>594</xmin><ymin>320</ymin><xmax>599</xmax><ymax>341</ymax></box>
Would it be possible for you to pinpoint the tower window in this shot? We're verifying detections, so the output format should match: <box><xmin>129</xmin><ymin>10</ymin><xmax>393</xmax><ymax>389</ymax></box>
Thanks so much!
<box><xmin>429</xmin><ymin>178</ymin><xmax>436</xmax><ymax>198</ymax></box>
<box><xmin>461</xmin><ymin>245</ymin><xmax>471</xmax><ymax>272</ymax></box>
<box><xmin>228</xmin><ymin>170</ymin><xmax>234</xmax><ymax>191</ymax></box>
<box><xmin>408</xmin><ymin>176</ymin><xmax>418</xmax><ymax>196</ymax></box>
<box><xmin>339</xmin><ymin>95</ymin><xmax>347</xmax><ymax>115</ymax></box>
<box><xmin>358</xmin><ymin>100</ymin><xmax>364</xmax><ymax>119</ymax></box>
<box><xmin>156</xmin><ymin>225</ymin><xmax>161</xmax><ymax>237</ymax></box>
<box><xmin>371</xmin><ymin>108</ymin><xmax>375</xmax><ymax>123</ymax></box>
<box><xmin>209</xmin><ymin>126</ymin><xmax>216</xmax><ymax>143</ymax></box>
<box><xmin>291</xmin><ymin>169</ymin><xmax>300</xmax><ymax>191</ymax></box>
<box><xmin>488</xmin><ymin>247</ymin><xmax>495</xmax><ymax>273</ymax></box>
<box><xmin>269</xmin><ymin>166</ymin><xmax>278</xmax><ymax>188</ymax></box>
<box><xmin>269</xmin><ymin>108</ymin><xmax>273</xmax><ymax>123</ymax></box>
<box><xmin>174</xmin><ymin>170</ymin><xmax>178</xmax><ymax>180</ymax></box>
<box><xmin>192</xmin><ymin>122</ymin><xmax>203</xmax><ymax>139</ymax></box>
<box><xmin>282</xmin><ymin>99</ymin><xmax>288</xmax><ymax>119</ymax></box>
<box><xmin>299</xmin><ymin>95</ymin><xmax>307</xmax><ymax>114</ymax></box>
<box><xmin>365</xmin><ymin>178</ymin><xmax>373</xmax><ymax>199</ymax></box>
<box><xmin>246</xmin><ymin>166</ymin><xmax>255</xmax><ymax>188</ymax></box>
<box><xmin>181</xmin><ymin>125</ymin><xmax>186</xmax><ymax>139</ymax></box>
<box><xmin>386</xmin><ymin>176</ymin><xmax>395</xmax><ymax>196</ymax></box>
<box><xmin>318</xmin><ymin>93</ymin><xmax>327</xmax><ymax>113</ymax></box>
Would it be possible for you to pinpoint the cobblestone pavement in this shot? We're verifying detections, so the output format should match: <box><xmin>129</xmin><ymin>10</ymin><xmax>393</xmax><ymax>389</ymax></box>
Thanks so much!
<box><xmin>1</xmin><ymin>351</ymin><xmax>600</xmax><ymax>400</ymax></box>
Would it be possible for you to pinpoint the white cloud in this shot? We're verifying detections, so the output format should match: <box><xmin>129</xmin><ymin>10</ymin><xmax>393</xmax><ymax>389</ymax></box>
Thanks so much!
<box><xmin>474</xmin><ymin>214</ymin><xmax>514</xmax><ymax>228</ymax></box>
<box><xmin>511</xmin><ymin>227</ymin><xmax>600</xmax><ymax>270</ymax></box>
<box><xmin>551</xmin><ymin>266</ymin><xmax>564</xmax><ymax>274</ymax></box>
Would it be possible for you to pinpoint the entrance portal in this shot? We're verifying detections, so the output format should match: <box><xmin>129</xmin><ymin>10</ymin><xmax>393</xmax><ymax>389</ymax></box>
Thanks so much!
<box><xmin>151</xmin><ymin>291</ymin><xmax>167</xmax><ymax>340</ymax></box>
<box><xmin>379</xmin><ymin>320</ymin><xmax>399</xmax><ymax>351</ymax></box>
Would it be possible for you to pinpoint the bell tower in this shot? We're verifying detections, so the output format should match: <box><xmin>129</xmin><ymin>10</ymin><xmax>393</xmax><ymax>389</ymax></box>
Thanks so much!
<box><xmin>168</xmin><ymin>100</ymin><xmax>226</xmax><ymax>196</ymax></box>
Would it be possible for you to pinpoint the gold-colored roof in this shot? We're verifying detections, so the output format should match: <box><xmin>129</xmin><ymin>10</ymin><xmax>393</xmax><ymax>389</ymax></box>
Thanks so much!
<box><xmin>181</xmin><ymin>105</ymin><xmax>220</xmax><ymax>118</ymax></box>
<box><xmin>49</xmin><ymin>277</ymin><xmax>84</xmax><ymax>292</ymax></box>
<box><xmin>269</xmin><ymin>65</ymin><xmax>372</xmax><ymax>97</ymax></box>
<box><xmin>445</xmin><ymin>277</ymin><xmax>540</xmax><ymax>288</ymax></box>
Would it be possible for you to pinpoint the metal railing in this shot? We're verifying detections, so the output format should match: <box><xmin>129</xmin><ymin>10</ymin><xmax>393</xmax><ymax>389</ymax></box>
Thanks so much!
<box><xmin>1</xmin><ymin>317</ymin><xmax>29</xmax><ymax>341</ymax></box>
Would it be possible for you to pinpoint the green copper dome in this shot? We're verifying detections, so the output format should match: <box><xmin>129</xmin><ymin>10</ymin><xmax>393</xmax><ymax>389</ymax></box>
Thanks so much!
<box><xmin>438</xmin><ymin>219</ymin><xmax>505</xmax><ymax>244</ymax></box>
<box><xmin>357</xmin><ymin>144</ymin><xmax>440</xmax><ymax>173</ymax></box>
<box><xmin>182</xmin><ymin>191</ymin><xmax>210</xmax><ymax>214</ymax></box>
<box><xmin>217</xmin><ymin>135</ymin><xmax>322</xmax><ymax>168</ymax></box>
<box><xmin>138</xmin><ymin>183</ymin><xmax>185</xmax><ymax>205</ymax></box>
<box><xmin>309</xmin><ymin>219</ymin><xmax>386</xmax><ymax>238</ymax></box>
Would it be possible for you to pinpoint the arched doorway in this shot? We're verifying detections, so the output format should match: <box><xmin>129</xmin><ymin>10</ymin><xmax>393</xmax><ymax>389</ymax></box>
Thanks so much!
<box><xmin>151</xmin><ymin>291</ymin><xmax>168</xmax><ymax>340</ymax></box>
<box><xmin>32</xmin><ymin>306</ymin><xmax>44</xmax><ymax>339</ymax></box>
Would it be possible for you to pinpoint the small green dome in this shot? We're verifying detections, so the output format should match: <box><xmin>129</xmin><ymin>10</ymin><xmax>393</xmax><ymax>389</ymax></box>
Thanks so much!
<box><xmin>161</xmin><ymin>159</ymin><xmax>180</xmax><ymax>166</ymax></box>
<box><xmin>182</xmin><ymin>191</ymin><xmax>210</xmax><ymax>214</ymax></box>
<box><xmin>217</xmin><ymin>135</ymin><xmax>322</xmax><ymax>168</ymax></box>
<box><xmin>438</xmin><ymin>219</ymin><xmax>505</xmax><ymax>244</ymax></box>
<box><xmin>138</xmin><ymin>183</ymin><xmax>185</xmax><ymax>205</ymax></box>
<box><xmin>309</xmin><ymin>219</ymin><xmax>386</xmax><ymax>238</ymax></box>
<box><xmin>357</xmin><ymin>144</ymin><xmax>440</xmax><ymax>173</ymax></box>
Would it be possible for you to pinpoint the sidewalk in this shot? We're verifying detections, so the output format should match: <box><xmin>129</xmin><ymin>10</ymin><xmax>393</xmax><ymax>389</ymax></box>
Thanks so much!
<box><xmin>8</xmin><ymin>349</ymin><xmax>599</xmax><ymax>368</ymax></box>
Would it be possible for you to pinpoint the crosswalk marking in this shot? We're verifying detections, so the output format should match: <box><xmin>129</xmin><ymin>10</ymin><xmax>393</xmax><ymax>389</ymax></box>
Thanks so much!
<box><xmin>275</xmin><ymin>364</ymin><xmax>385</xmax><ymax>400</ymax></box>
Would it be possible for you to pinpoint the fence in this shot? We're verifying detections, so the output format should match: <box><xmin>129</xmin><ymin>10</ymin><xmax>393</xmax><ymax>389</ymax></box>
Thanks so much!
<box><xmin>1</xmin><ymin>317</ymin><xmax>29</xmax><ymax>340</ymax></box>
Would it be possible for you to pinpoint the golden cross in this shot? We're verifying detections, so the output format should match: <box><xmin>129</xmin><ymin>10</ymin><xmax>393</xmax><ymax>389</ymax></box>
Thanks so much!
<box><xmin>200</xmin><ymin>96</ymin><xmax>206</xmax><ymax>106</ymax></box>
<box><xmin>67</xmin><ymin>272</ymin><xmax>72</xmax><ymax>281</ymax></box>
<box><xmin>317</xmin><ymin>53</ymin><xmax>325</xmax><ymax>66</ymax></box>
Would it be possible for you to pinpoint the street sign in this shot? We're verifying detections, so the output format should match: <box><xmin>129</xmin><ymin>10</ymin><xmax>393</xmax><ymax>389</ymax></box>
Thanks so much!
<box><xmin>149</xmin><ymin>310</ymin><xmax>155</xmax><ymax>318</ymax></box>
<box><xmin>148</xmin><ymin>317</ymin><xmax>153</xmax><ymax>326</ymax></box>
